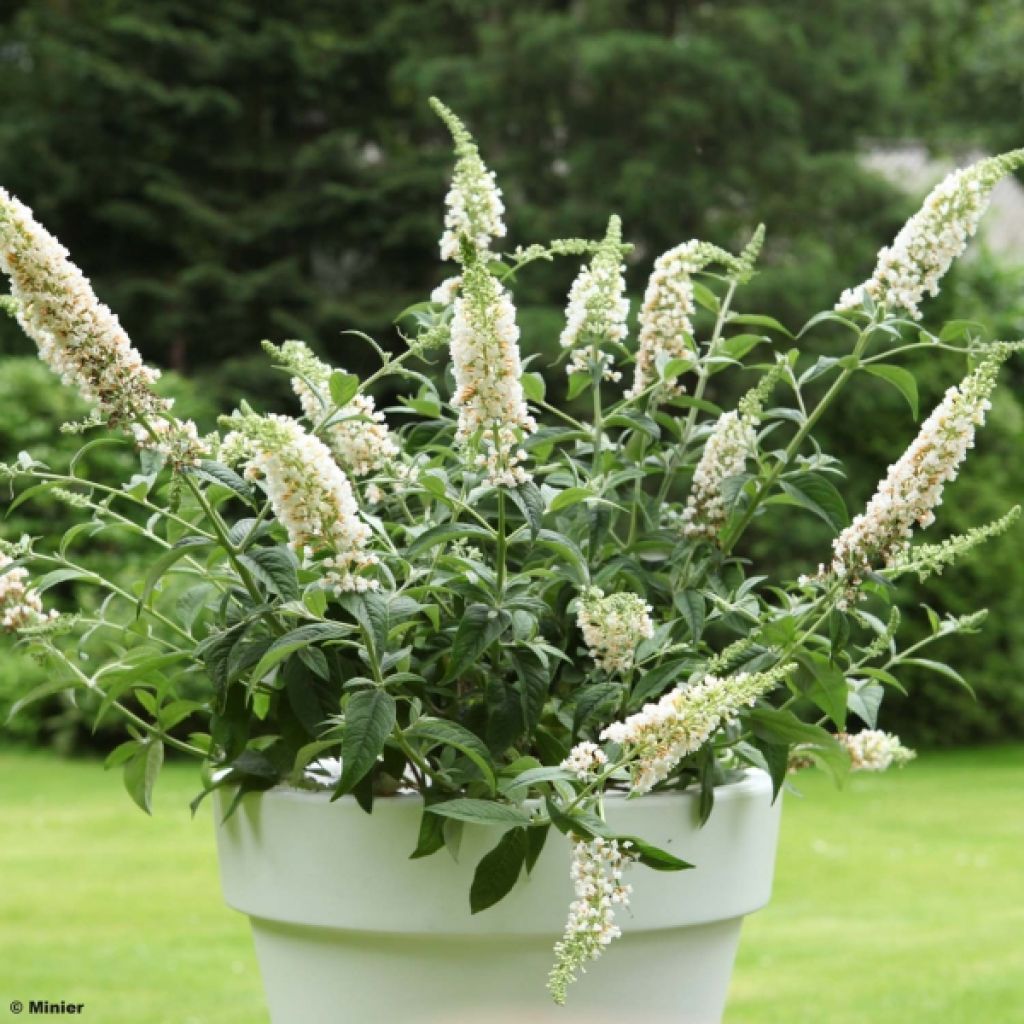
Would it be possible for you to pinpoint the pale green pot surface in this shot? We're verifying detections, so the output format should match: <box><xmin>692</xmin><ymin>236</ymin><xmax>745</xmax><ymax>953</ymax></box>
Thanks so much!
<box><xmin>215</xmin><ymin>769</ymin><xmax>782</xmax><ymax>1023</ymax></box>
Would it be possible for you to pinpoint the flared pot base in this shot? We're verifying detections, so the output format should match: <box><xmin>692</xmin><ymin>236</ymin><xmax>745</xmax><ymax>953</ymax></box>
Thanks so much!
<box><xmin>250</xmin><ymin>915</ymin><xmax>744</xmax><ymax>1024</ymax></box>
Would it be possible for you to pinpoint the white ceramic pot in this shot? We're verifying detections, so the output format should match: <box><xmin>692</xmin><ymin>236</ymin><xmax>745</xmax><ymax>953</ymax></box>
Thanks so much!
<box><xmin>215</xmin><ymin>769</ymin><xmax>781</xmax><ymax>1024</ymax></box>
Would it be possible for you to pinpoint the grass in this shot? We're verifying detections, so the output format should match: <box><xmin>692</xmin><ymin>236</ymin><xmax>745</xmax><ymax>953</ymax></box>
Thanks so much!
<box><xmin>0</xmin><ymin>746</ymin><xmax>1021</xmax><ymax>1023</ymax></box>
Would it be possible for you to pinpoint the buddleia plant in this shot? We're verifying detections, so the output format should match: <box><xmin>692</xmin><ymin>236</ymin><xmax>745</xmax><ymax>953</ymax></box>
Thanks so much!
<box><xmin>1</xmin><ymin>106</ymin><xmax>1022</xmax><ymax>1004</ymax></box>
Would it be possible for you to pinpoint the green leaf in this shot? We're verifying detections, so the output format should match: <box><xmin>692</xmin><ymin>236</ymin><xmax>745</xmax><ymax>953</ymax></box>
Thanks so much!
<box><xmin>521</xmin><ymin>371</ymin><xmax>546</xmax><ymax>403</ymax></box>
<box><xmin>470</xmin><ymin>827</ymin><xmax>528</xmax><ymax>913</ymax></box>
<box><xmin>425</xmin><ymin>799</ymin><xmax>532</xmax><ymax>826</ymax></box>
<box><xmin>692</xmin><ymin>281</ymin><xmax>720</xmax><ymax>313</ymax></box>
<box><xmin>444</xmin><ymin>604</ymin><xmax>508</xmax><ymax>683</ymax></box>
<box><xmin>5</xmin><ymin>480</ymin><xmax>64</xmax><ymax>516</ymax></box>
<box><xmin>939</xmin><ymin>319</ymin><xmax>985</xmax><ymax>343</ymax></box>
<box><xmin>337</xmin><ymin>689</ymin><xmax>396</xmax><ymax>794</ymax></box>
<box><xmin>863</xmin><ymin>364</ymin><xmax>919</xmax><ymax>419</ymax></box>
<box><xmin>525</xmin><ymin>824</ymin><xmax>550</xmax><ymax>874</ymax></box>
<box><xmin>572</xmin><ymin>681</ymin><xmax>621</xmax><ymax>736</ymax></box>
<box><xmin>848</xmin><ymin>681</ymin><xmax>884</xmax><ymax>728</ymax></box>
<box><xmin>748</xmin><ymin>707</ymin><xmax>849</xmax><ymax>784</ymax></box>
<box><xmin>510</xmin><ymin>481</ymin><xmax>544</xmax><ymax>539</ymax></box>
<box><xmin>329</xmin><ymin>371</ymin><xmax>360</xmax><ymax>407</ymax></box>
<box><xmin>674</xmin><ymin>591</ymin><xmax>705</xmax><ymax>642</ymax></box>
<box><xmin>627</xmin><ymin>658</ymin><xmax>688</xmax><ymax>710</ymax></box>
<box><xmin>796</xmin><ymin>653</ymin><xmax>848</xmax><ymax>728</ymax></box>
<box><xmin>620</xmin><ymin>836</ymin><xmax>694</xmax><ymax>872</ymax></box>
<box><xmin>406</xmin><ymin>717</ymin><xmax>498</xmax><ymax>794</ymax></box>
<box><xmin>32</xmin><ymin>567</ymin><xmax>97</xmax><ymax>592</ymax></box>
<box><xmin>123</xmin><ymin>739</ymin><xmax>163</xmax><ymax>815</ymax></box>
<box><xmin>7</xmin><ymin>677</ymin><xmax>84</xmax><ymax>720</ymax></box>
<box><xmin>779</xmin><ymin>472</ymin><xmax>849</xmax><ymax>532</ymax></box>
<box><xmin>751</xmin><ymin>737</ymin><xmax>790</xmax><ymax>801</ymax></box>
<box><xmin>406</xmin><ymin>523</ymin><xmax>493</xmax><ymax>559</ymax></box>
<box><xmin>549</xmin><ymin>486</ymin><xmax>594</xmax><ymax>513</ymax></box>
<box><xmin>138</xmin><ymin>537</ymin><xmax>212</xmax><ymax>613</ymax></box>
<box><xmin>238</xmin><ymin>546</ymin><xmax>300</xmax><ymax>601</ymax></box>
<box><xmin>566</xmin><ymin>371</ymin><xmax>590</xmax><ymax>400</ymax></box>
<box><xmin>192</xmin><ymin>461</ymin><xmax>255</xmax><ymax>503</ymax></box>
<box><xmin>727</xmin><ymin>312</ymin><xmax>793</xmax><ymax>337</ymax></box>
<box><xmin>719</xmin><ymin>333</ymin><xmax>768</xmax><ymax>362</ymax></box>
<box><xmin>901</xmin><ymin>657</ymin><xmax>973</xmax><ymax>695</ymax></box>
<box><xmin>410</xmin><ymin>801</ymin><xmax>447</xmax><ymax>860</ymax></box>
<box><xmin>248</xmin><ymin>621</ymin><xmax>355</xmax><ymax>683</ymax></box>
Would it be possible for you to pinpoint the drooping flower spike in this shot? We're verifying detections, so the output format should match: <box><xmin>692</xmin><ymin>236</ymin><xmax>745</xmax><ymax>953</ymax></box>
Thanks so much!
<box><xmin>263</xmin><ymin>340</ymin><xmax>399</xmax><ymax>478</ymax></box>
<box><xmin>547</xmin><ymin>837</ymin><xmax>634</xmax><ymax>1005</ymax></box>
<box><xmin>0</xmin><ymin>188</ymin><xmax>206</xmax><ymax>466</ymax></box>
<box><xmin>448</xmin><ymin>260</ymin><xmax>536</xmax><ymax>486</ymax></box>
<box><xmin>559</xmin><ymin>215</ymin><xmax>630</xmax><ymax>382</ymax></box>
<box><xmin>837</xmin><ymin>149</ymin><xmax>1024</xmax><ymax>320</ymax></box>
<box><xmin>220</xmin><ymin>411</ymin><xmax>376</xmax><ymax>593</ymax></box>
<box><xmin>430</xmin><ymin>97</ymin><xmax>507</xmax><ymax>263</ymax></box>
<box><xmin>830</xmin><ymin>348</ymin><xmax>1006</xmax><ymax>583</ymax></box>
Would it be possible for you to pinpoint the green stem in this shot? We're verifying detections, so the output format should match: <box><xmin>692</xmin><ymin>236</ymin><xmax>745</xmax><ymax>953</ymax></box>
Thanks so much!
<box><xmin>496</xmin><ymin>489</ymin><xmax>507</xmax><ymax>598</ymax></box>
<box><xmin>181</xmin><ymin>474</ymin><xmax>269</xmax><ymax>616</ymax></box>
<box><xmin>656</xmin><ymin>279</ymin><xmax>738</xmax><ymax>508</ymax></box>
<box><xmin>720</xmin><ymin>328</ymin><xmax>872</xmax><ymax>553</ymax></box>
<box><xmin>53</xmin><ymin>648</ymin><xmax>207</xmax><ymax>759</ymax></box>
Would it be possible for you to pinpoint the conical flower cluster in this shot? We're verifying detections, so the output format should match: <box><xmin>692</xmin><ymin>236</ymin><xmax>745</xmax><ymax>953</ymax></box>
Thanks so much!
<box><xmin>220</xmin><ymin>411</ymin><xmax>375</xmax><ymax>592</ymax></box>
<box><xmin>629</xmin><ymin>239</ymin><xmax>739</xmax><ymax>399</ymax></box>
<box><xmin>559</xmin><ymin>216</ymin><xmax>629</xmax><ymax>382</ymax></box>
<box><xmin>0</xmin><ymin>552</ymin><xmax>57</xmax><ymax>632</ymax></box>
<box><xmin>830</xmin><ymin>351</ymin><xmax>1004</xmax><ymax>581</ymax></box>
<box><xmin>576</xmin><ymin>587</ymin><xmax>654</xmax><ymax>673</ymax></box>
<box><xmin>264</xmin><ymin>340</ymin><xmax>398</xmax><ymax>478</ymax></box>
<box><xmin>431</xmin><ymin>98</ymin><xmax>506</xmax><ymax>262</ymax></box>
<box><xmin>681</xmin><ymin>411</ymin><xmax>756</xmax><ymax>540</ymax></box>
<box><xmin>0</xmin><ymin>188</ymin><xmax>205</xmax><ymax>465</ymax></box>
<box><xmin>600</xmin><ymin>664</ymin><xmax>793</xmax><ymax>794</ymax></box>
<box><xmin>836</xmin><ymin>149</ymin><xmax>1024</xmax><ymax>319</ymax></box>
<box><xmin>838</xmin><ymin>730</ymin><xmax>915</xmax><ymax>772</ymax></box>
<box><xmin>449</xmin><ymin>262</ymin><xmax>536</xmax><ymax>486</ymax></box>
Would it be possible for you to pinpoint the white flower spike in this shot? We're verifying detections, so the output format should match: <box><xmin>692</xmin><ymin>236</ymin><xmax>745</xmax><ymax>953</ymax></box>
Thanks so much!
<box><xmin>837</xmin><ymin>149</ymin><xmax>1024</xmax><ymax>320</ymax></box>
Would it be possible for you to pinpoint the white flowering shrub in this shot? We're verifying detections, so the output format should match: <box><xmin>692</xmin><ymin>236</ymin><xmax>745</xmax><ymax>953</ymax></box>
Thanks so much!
<box><xmin>2</xmin><ymin>101</ymin><xmax>1022</xmax><ymax>1003</ymax></box>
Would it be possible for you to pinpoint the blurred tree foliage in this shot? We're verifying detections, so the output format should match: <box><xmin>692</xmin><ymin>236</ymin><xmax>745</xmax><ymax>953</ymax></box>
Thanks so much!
<box><xmin>1</xmin><ymin>0</ymin><xmax>1023</xmax><ymax>746</ymax></box>
<box><xmin>0</xmin><ymin>0</ymin><xmax>911</xmax><ymax>381</ymax></box>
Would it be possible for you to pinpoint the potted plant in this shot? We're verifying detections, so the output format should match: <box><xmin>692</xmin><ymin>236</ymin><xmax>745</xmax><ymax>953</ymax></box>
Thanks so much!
<box><xmin>1</xmin><ymin>101</ymin><xmax>1020</xmax><ymax>1023</ymax></box>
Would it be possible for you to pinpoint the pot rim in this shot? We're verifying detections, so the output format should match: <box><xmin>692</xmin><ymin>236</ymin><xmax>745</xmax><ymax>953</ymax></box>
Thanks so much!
<box><xmin>251</xmin><ymin>766</ymin><xmax>770</xmax><ymax>807</ymax></box>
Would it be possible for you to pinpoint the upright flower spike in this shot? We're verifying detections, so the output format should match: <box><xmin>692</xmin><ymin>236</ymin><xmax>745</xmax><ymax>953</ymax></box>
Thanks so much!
<box><xmin>547</xmin><ymin>837</ymin><xmax>634</xmax><ymax>1005</ymax></box>
<box><xmin>629</xmin><ymin>239</ymin><xmax>741</xmax><ymax>400</ymax></box>
<box><xmin>220</xmin><ymin>411</ymin><xmax>376</xmax><ymax>592</ymax></box>
<box><xmin>559</xmin><ymin>215</ymin><xmax>630</xmax><ymax>382</ymax></box>
<box><xmin>449</xmin><ymin>260</ymin><xmax>536</xmax><ymax>486</ymax></box>
<box><xmin>838</xmin><ymin>730</ymin><xmax>915</xmax><ymax>771</ymax></box>
<box><xmin>0</xmin><ymin>552</ymin><xmax>57</xmax><ymax>632</ymax></box>
<box><xmin>599</xmin><ymin>664</ymin><xmax>794</xmax><ymax>794</ymax></box>
<box><xmin>0</xmin><ymin>188</ymin><xmax>205</xmax><ymax>466</ymax></box>
<box><xmin>430</xmin><ymin>98</ymin><xmax>507</xmax><ymax>263</ymax></box>
<box><xmin>263</xmin><ymin>340</ymin><xmax>398</xmax><ymax>477</ymax></box>
<box><xmin>681</xmin><ymin>362</ymin><xmax>783</xmax><ymax>541</ymax></box>
<box><xmin>830</xmin><ymin>349</ymin><xmax>1006</xmax><ymax>582</ymax></box>
<box><xmin>576</xmin><ymin>587</ymin><xmax>654</xmax><ymax>674</ymax></box>
<box><xmin>837</xmin><ymin>149</ymin><xmax>1024</xmax><ymax>319</ymax></box>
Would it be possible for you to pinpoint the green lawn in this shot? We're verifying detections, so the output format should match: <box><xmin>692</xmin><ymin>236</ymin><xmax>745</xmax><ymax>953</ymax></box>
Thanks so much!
<box><xmin>0</xmin><ymin>746</ymin><xmax>1021</xmax><ymax>1023</ymax></box>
